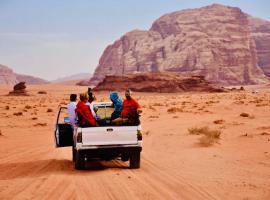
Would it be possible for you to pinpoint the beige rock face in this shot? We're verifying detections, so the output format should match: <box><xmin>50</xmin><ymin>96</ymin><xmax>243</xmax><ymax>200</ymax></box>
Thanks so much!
<box><xmin>91</xmin><ymin>4</ymin><xmax>269</xmax><ymax>85</ymax></box>
<box><xmin>0</xmin><ymin>64</ymin><xmax>17</xmax><ymax>85</ymax></box>
<box><xmin>248</xmin><ymin>16</ymin><xmax>270</xmax><ymax>77</ymax></box>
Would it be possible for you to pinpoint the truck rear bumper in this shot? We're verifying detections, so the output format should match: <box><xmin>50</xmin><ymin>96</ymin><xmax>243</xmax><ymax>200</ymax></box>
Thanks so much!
<box><xmin>76</xmin><ymin>146</ymin><xmax>142</xmax><ymax>159</ymax></box>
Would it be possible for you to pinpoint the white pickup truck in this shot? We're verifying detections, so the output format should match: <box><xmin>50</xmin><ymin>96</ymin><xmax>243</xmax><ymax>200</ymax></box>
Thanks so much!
<box><xmin>54</xmin><ymin>102</ymin><xmax>142</xmax><ymax>170</ymax></box>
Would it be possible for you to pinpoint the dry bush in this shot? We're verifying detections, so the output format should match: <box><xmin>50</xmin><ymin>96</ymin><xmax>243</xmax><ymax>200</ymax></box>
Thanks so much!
<box><xmin>240</xmin><ymin>113</ymin><xmax>249</xmax><ymax>117</ymax></box>
<box><xmin>5</xmin><ymin>106</ymin><xmax>9</xmax><ymax>110</ymax></box>
<box><xmin>25</xmin><ymin>105</ymin><xmax>32</xmax><ymax>109</ymax></box>
<box><xmin>256</xmin><ymin>103</ymin><xmax>268</xmax><ymax>107</ymax></box>
<box><xmin>167</xmin><ymin>107</ymin><xmax>183</xmax><ymax>113</ymax></box>
<box><xmin>13</xmin><ymin>112</ymin><xmax>23</xmax><ymax>116</ymax></box>
<box><xmin>152</xmin><ymin>103</ymin><xmax>164</xmax><ymax>106</ymax></box>
<box><xmin>173</xmin><ymin>116</ymin><xmax>179</xmax><ymax>118</ymax></box>
<box><xmin>188</xmin><ymin>126</ymin><xmax>209</xmax><ymax>135</ymax></box>
<box><xmin>148</xmin><ymin>115</ymin><xmax>159</xmax><ymax>118</ymax></box>
<box><xmin>47</xmin><ymin>108</ymin><xmax>53</xmax><ymax>112</ymax></box>
<box><xmin>0</xmin><ymin>130</ymin><xmax>2</xmax><ymax>136</ymax></box>
<box><xmin>188</xmin><ymin>126</ymin><xmax>221</xmax><ymax>147</ymax></box>
<box><xmin>260</xmin><ymin>132</ymin><xmax>270</xmax><ymax>136</ymax></box>
<box><xmin>38</xmin><ymin>91</ymin><xmax>47</xmax><ymax>94</ymax></box>
<box><xmin>31</xmin><ymin>117</ymin><xmax>38</xmax><ymax>120</ymax></box>
<box><xmin>213</xmin><ymin>119</ymin><xmax>225</xmax><ymax>124</ymax></box>
<box><xmin>148</xmin><ymin>105</ymin><xmax>156</xmax><ymax>111</ymax></box>
<box><xmin>34</xmin><ymin>123</ymin><xmax>47</xmax><ymax>127</ymax></box>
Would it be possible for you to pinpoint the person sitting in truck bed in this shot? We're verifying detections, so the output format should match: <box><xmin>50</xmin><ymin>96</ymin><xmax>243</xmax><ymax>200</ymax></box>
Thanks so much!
<box><xmin>112</xmin><ymin>89</ymin><xmax>141</xmax><ymax>126</ymax></box>
<box><xmin>110</xmin><ymin>91</ymin><xmax>123</xmax><ymax>121</ymax></box>
<box><xmin>85</xmin><ymin>87</ymin><xmax>98</xmax><ymax>119</ymax></box>
<box><xmin>121</xmin><ymin>89</ymin><xmax>140</xmax><ymax>118</ymax></box>
<box><xmin>75</xmin><ymin>93</ymin><xmax>96</xmax><ymax>127</ymax></box>
<box><xmin>67</xmin><ymin>94</ymin><xmax>77</xmax><ymax>128</ymax></box>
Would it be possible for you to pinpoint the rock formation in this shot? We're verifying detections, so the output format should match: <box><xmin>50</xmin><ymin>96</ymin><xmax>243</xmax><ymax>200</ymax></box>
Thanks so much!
<box><xmin>0</xmin><ymin>64</ymin><xmax>48</xmax><ymax>85</ymax></box>
<box><xmin>93</xmin><ymin>73</ymin><xmax>225</xmax><ymax>93</ymax></box>
<box><xmin>8</xmin><ymin>82</ymin><xmax>29</xmax><ymax>96</ymax></box>
<box><xmin>90</xmin><ymin>4</ymin><xmax>270</xmax><ymax>86</ymax></box>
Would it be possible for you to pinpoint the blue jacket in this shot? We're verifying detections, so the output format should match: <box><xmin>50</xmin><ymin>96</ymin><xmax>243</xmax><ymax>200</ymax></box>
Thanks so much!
<box><xmin>110</xmin><ymin>92</ymin><xmax>123</xmax><ymax>113</ymax></box>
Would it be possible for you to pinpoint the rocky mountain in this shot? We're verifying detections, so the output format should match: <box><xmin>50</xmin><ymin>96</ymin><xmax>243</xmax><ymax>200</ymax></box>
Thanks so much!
<box><xmin>0</xmin><ymin>64</ymin><xmax>18</xmax><ymax>85</ymax></box>
<box><xmin>94</xmin><ymin>73</ymin><xmax>224</xmax><ymax>93</ymax></box>
<box><xmin>90</xmin><ymin>4</ymin><xmax>270</xmax><ymax>86</ymax></box>
<box><xmin>16</xmin><ymin>74</ymin><xmax>49</xmax><ymax>84</ymax></box>
<box><xmin>52</xmin><ymin>73</ymin><xmax>92</xmax><ymax>83</ymax></box>
<box><xmin>0</xmin><ymin>64</ymin><xmax>48</xmax><ymax>85</ymax></box>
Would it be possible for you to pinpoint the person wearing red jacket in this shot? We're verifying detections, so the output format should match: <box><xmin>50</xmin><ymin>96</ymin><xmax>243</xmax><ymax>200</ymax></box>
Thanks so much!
<box><xmin>121</xmin><ymin>89</ymin><xmax>140</xmax><ymax>118</ymax></box>
<box><xmin>75</xmin><ymin>93</ymin><xmax>96</xmax><ymax>127</ymax></box>
<box><xmin>112</xmin><ymin>89</ymin><xmax>141</xmax><ymax>126</ymax></box>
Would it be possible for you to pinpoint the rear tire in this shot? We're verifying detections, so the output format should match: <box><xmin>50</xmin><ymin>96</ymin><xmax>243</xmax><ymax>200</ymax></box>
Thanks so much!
<box><xmin>129</xmin><ymin>152</ymin><xmax>140</xmax><ymax>169</ymax></box>
<box><xmin>75</xmin><ymin>151</ymin><xmax>85</xmax><ymax>170</ymax></box>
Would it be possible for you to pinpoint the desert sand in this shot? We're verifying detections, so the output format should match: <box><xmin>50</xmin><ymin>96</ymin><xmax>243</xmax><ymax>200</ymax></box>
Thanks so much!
<box><xmin>0</xmin><ymin>84</ymin><xmax>269</xmax><ymax>200</ymax></box>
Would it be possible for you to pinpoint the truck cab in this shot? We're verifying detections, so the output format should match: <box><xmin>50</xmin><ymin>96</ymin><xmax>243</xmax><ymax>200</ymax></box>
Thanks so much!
<box><xmin>54</xmin><ymin>102</ymin><xmax>142</xmax><ymax>170</ymax></box>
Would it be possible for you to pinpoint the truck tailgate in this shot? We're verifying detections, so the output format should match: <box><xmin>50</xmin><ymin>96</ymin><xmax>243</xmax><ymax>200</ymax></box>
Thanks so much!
<box><xmin>81</xmin><ymin>126</ymin><xmax>138</xmax><ymax>145</ymax></box>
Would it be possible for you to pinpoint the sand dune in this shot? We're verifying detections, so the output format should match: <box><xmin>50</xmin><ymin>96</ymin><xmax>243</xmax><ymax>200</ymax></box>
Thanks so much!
<box><xmin>0</xmin><ymin>84</ymin><xmax>269</xmax><ymax>199</ymax></box>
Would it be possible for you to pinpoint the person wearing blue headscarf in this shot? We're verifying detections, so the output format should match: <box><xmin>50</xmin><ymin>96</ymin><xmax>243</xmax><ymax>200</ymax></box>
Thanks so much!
<box><xmin>110</xmin><ymin>91</ymin><xmax>123</xmax><ymax>120</ymax></box>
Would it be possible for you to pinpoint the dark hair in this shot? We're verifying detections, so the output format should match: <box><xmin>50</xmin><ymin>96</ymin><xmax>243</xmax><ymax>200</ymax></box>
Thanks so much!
<box><xmin>70</xmin><ymin>94</ymin><xmax>77</xmax><ymax>102</ymax></box>
<box><xmin>87</xmin><ymin>87</ymin><xmax>95</xmax><ymax>103</ymax></box>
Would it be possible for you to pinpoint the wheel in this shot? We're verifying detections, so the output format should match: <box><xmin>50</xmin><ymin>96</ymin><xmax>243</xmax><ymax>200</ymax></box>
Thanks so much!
<box><xmin>72</xmin><ymin>146</ymin><xmax>76</xmax><ymax>162</ymax></box>
<box><xmin>129</xmin><ymin>152</ymin><xmax>140</xmax><ymax>169</ymax></box>
<box><xmin>121</xmin><ymin>153</ymin><xmax>129</xmax><ymax>162</ymax></box>
<box><xmin>75</xmin><ymin>151</ymin><xmax>85</xmax><ymax>170</ymax></box>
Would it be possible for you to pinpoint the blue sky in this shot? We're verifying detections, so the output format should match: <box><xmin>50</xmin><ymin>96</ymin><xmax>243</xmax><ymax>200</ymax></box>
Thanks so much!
<box><xmin>0</xmin><ymin>0</ymin><xmax>269</xmax><ymax>80</ymax></box>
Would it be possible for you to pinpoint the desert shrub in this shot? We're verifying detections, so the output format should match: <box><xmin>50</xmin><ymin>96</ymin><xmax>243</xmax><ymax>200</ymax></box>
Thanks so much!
<box><xmin>152</xmin><ymin>103</ymin><xmax>164</xmax><ymax>106</ymax></box>
<box><xmin>148</xmin><ymin>105</ymin><xmax>156</xmax><ymax>111</ymax></box>
<box><xmin>25</xmin><ymin>105</ymin><xmax>32</xmax><ymax>109</ymax></box>
<box><xmin>213</xmin><ymin>119</ymin><xmax>225</xmax><ymax>124</ymax></box>
<box><xmin>5</xmin><ymin>106</ymin><xmax>9</xmax><ymax>110</ymax></box>
<box><xmin>188</xmin><ymin>126</ymin><xmax>221</xmax><ymax>146</ymax></box>
<box><xmin>13</xmin><ymin>112</ymin><xmax>23</xmax><ymax>116</ymax></box>
<box><xmin>188</xmin><ymin>126</ymin><xmax>209</xmax><ymax>135</ymax></box>
<box><xmin>47</xmin><ymin>108</ymin><xmax>53</xmax><ymax>112</ymax></box>
<box><xmin>167</xmin><ymin>107</ymin><xmax>183</xmax><ymax>113</ymax></box>
<box><xmin>38</xmin><ymin>91</ymin><xmax>47</xmax><ymax>94</ymax></box>
<box><xmin>34</xmin><ymin>123</ymin><xmax>47</xmax><ymax>126</ymax></box>
<box><xmin>148</xmin><ymin>115</ymin><xmax>159</xmax><ymax>118</ymax></box>
<box><xmin>144</xmin><ymin>131</ymin><xmax>150</xmax><ymax>135</ymax></box>
<box><xmin>240</xmin><ymin>113</ymin><xmax>249</xmax><ymax>117</ymax></box>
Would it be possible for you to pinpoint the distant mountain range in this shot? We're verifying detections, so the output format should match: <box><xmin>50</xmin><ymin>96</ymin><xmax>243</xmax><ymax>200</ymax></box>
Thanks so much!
<box><xmin>0</xmin><ymin>64</ymin><xmax>48</xmax><ymax>85</ymax></box>
<box><xmin>52</xmin><ymin>73</ymin><xmax>92</xmax><ymax>83</ymax></box>
<box><xmin>0</xmin><ymin>64</ymin><xmax>92</xmax><ymax>85</ymax></box>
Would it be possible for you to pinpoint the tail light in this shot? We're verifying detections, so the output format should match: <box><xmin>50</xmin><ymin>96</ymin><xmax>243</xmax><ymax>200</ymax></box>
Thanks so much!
<box><xmin>77</xmin><ymin>132</ymin><xmax>82</xmax><ymax>143</ymax></box>
<box><xmin>137</xmin><ymin>130</ymin><xmax>142</xmax><ymax>141</ymax></box>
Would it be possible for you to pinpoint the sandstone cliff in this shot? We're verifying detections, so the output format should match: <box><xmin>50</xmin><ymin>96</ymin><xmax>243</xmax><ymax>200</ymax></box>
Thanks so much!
<box><xmin>90</xmin><ymin>4</ymin><xmax>270</xmax><ymax>86</ymax></box>
<box><xmin>248</xmin><ymin>16</ymin><xmax>270</xmax><ymax>77</ymax></box>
